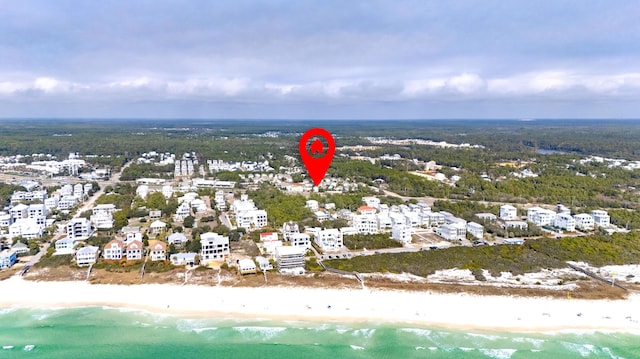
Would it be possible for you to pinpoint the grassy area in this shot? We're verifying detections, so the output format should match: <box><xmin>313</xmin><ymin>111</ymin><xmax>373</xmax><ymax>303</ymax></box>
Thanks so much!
<box><xmin>343</xmin><ymin>233</ymin><xmax>403</xmax><ymax>250</ymax></box>
<box><xmin>325</xmin><ymin>232</ymin><xmax>640</xmax><ymax>277</ymax></box>
<box><xmin>34</xmin><ymin>247</ymin><xmax>73</xmax><ymax>268</ymax></box>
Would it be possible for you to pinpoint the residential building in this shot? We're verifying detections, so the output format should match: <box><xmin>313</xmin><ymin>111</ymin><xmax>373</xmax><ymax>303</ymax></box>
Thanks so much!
<box><xmin>275</xmin><ymin>246</ymin><xmax>305</xmax><ymax>274</ymax></box>
<box><xmin>591</xmin><ymin>210</ymin><xmax>611</xmax><ymax>227</ymax></box>
<box><xmin>255</xmin><ymin>256</ymin><xmax>273</xmax><ymax>271</ymax></box>
<box><xmin>76</xmin><ymin>246</ymin><xmax>99</xmax><ymax>266</ymax></box>
<box><xmin>556</xmin><ymin>204</ymin><xmax>571</xmax><ymax>215</ymax></box>
<box><xmin>149</xmin><ymin>220</ymin><xmax>167</xmax><ymax>234</ymax></box>
<box><xmin>238</xmin><ymin>258</ymin><xmax>257</xmax><ymax>275</ymax></box>
<box><xmin>500</xmin><ymin>205</ymin><xmax>518</xmax><ymax>221</ymax></box>
<box><xmin>103</xmin><ymin>240</ymin><xmax>124</xmax><ymax>260</ymax></box>
<box><xmin>314</xmin><ymin>211</ymin><xmax>330</xmax><ymax>222</ymax></box>
<box><xmin>170</xmin><ymin>252</ymin><xmax>197</xmax><ymax>266</ymax></box>
<box><xmin>200</xmin><ymin>232</ymin><xmax>230</xmax><ymax>264</ymax></box>
<box><xmin>11</xmin><ymin>242</ymin><xmax>29</xmax><ymax>255</ymax></box>
<box><xmin>554</xmin><ymin>213</ymin><xmax>576</xmax><ymax>232</ymax></box>
<box><xmin>9</xmin><ymin>204</ymin><xmax>29</xmax><ymax>223</ymax></box>
<box><xmin>67</xmin><ymin>218</ymin><xmax>93</xmax><ymax>240</ymax></box>
<box><xmin>440</xmin><ymin>222</ymin><xmax>466</xmax><ymax>241</ymax></box>
<box><xmin>312</xmin><ymin>228</ymin><xmax>343</xmax><ymax>252</ymax></box>
<box><xmin>122</xmin><ymin>227</ymin><xmax>142</xmax><ymax>245</ymax></box>
<box><xmin>305</xmin><ymin>200</ymin><xmax>319</xmax><ymax>211</ymax></box>
<box><xmin>148</xmin><ymin>240</ymin><xmax>167</xmax><ymax>261</ymax></box>
<box><xmin>527</xmin><ymin>207</ymin><xmax>556</xmax><ymax>227</ymax></box>
<box><xmin>466</xmin><ymin>222</ymin><xmax>484</xmax><ymax>239</ymax></box>
<box><xmin>357</xmin><ymin>205</ymin><xmax>377</xmax><ymax>215</ymax></box>
<box><xmin>573</xmin><ymin>213</ymin><xmax>595</xmax><ymax>231</ymax></box>
<box><xmin>90</xmin><ymin>212</ymin><xmax>114</xmax><ymax>230</ymax></box>
<box><xmin>352</xmin><ymin>214</ymin><xmax>378</xmax><ymax>234</ymax></box>
<box><xmin>8</xmin><ymin>218</ymin><xmax>43</xmax><ymax>239</ymax></box>
<box><xmin>391</xmin><ymin>224</ymin><xmax>412</xmax><ymax>245</ymax></box>
<box><xmin>174</xmin><ymin>202</ymin><xmax>191</xmax><ymax>222</ymax></box>
<box><xmin>54</xmin><ymin>237</ymin><xmax>78</xmax><ymax>255</ymax></box>
<box><xmin>281</xmin><ymin>221</ymin><xmax>300</xmax><ymax>241</ymax></box>
<box><xmin>377</xmin><ymin>215</ymin><xmax>393</xmax><ymax>231</ymax></box>
<box><xmin>362</xmin><ymin>196</ymin><xmax>381</xmax><ymax>209</ymax></box>
<box><xmin>167</xmin><ymin>232</ymin><xmax>187</xmax><ymax>246</ymax></box>
<box><xmin>0</xmin><ymin>249</ymin><xmax>17</xmax><ymax>269</ymax></box>
<box><xmin>504</xmin><ymin>220</ymin><xmax>528</xmax><ymax>230</ymax></box>
<box><xmin>428</xmin><ymin>212</ymin><xmax>445</xmax><ymax>227</ymax></box>
<box><xmin>476</xmin><ymin>213</ymin><xmax>497</xmax><ymax>221</ymax></box>
<box><xmin>126</xmin><ymin>240</ymin><xmax>144</xmax><ymax>260</ymax></box>
<box><xmin>92</xmin><ymin>204</ymin><xmax>116</xmax><ymax>216</ymax></box>
<box><xmin>289</xmin><ymin>233</ymin><xmax>311</xmax><ymax>249</ymax></box>
<box><xmin>28</xmin><ymin>204</ymin><xmax>48</xmax><ymax>219</ymax></box>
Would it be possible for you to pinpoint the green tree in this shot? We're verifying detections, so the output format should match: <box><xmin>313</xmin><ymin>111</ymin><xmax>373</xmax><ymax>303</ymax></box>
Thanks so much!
<box><xmin>113</xmin><ymin>210</ymin><xmax>129</xmax><ymax>231</ymax></box>
<box><xmin>183</xmin><ymin>216</ymin><xmax>195</xmax><ymax>228</ymax></box>
<box><xmin>146</xmin><ymin>192</ymin><xmax>166</xmax><ymax>210</ymax></box>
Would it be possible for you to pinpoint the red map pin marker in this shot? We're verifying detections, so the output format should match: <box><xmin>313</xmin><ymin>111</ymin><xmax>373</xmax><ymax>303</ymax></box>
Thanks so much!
<box><xmin>299</xmin><ymin>128</ymin><xmax>335</xmax><ymax>186</ymax></box>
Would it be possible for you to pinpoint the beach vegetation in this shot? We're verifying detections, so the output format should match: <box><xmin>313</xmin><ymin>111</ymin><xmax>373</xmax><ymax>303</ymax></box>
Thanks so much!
<box><xmin>342</xmin><ymin>233</ymin><xmax>403</xmax><ymax>250</ymax></box>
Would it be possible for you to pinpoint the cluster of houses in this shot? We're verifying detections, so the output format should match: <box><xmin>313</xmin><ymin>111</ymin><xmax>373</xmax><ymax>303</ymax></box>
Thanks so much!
<box><xmin>207</xmin><ymin>159</ymin><xmax>274</xmax><ymax>173</ymax></box>
<box><xmin>497</xmin><ymin>204</ymin><xmax>611</xmax><ymax>233</ymax></box>
<box><xmin>230</xmin><ymin>194</ymin><xmax>268</xmax><ymax>230</ymax></box>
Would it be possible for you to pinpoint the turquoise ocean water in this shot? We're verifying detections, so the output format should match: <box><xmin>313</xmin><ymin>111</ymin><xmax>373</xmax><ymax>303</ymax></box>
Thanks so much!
<box><xmin>0</xmin><ymin>307</ymin><xmax>639</xmax><ymax>358</ymax></box>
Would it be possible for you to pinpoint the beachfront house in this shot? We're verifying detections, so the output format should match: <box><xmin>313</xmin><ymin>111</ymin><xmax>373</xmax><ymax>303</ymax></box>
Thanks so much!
<box><xmin>11</xmin><ymin>242</ymin><xmax>29</xmax><ymax>256</ymax></box>
<box><xmin>126</xmin><ymin>240</ymin><xmax>144</xmax><ymax>260</ymax></box>
<box><xmin>255</xmin><ymin>256</ymin><xmax>273</xmax><ymax>271</ymax></box>
<box><xmin>103</xmin><ymin>239</ymin><xmax>124</xmax><ymax>260</ymax></box>
<box><xmin>238</xmin><ymin>258</ymin><xmax>257</xmax><ymax>275</ymax></box>
<box><xmin>170</xmin><ymin>252</ymin><xmax>197</xmax><ymax>266</ymax></box>
<box><xmin>54</xmin><ymin>237</ymin><xmax>79</xmax><ymax>255</ymax></box>
<box><xmin>0</xmin><ymin>249</ymin><xmax>17</xmax><ymax>269</ymax></box>
<box><xmin>200</xmin><ymin>232</ymin><xmax>230</xmax><ymax>264</ymax></box>
<box><xmin>76</xmin><ymin>246</ymin><xmax>99</xmax><ymax>266</ymax></box>
<box><xmin>275</xmin><ymin>246</ymin><xmax>305</xmax><ymax>275</ymax></box>
<box><xmin>148</xmin><ymin>240</ymin><xmax>167</xmax><ymax>261</ymax></box>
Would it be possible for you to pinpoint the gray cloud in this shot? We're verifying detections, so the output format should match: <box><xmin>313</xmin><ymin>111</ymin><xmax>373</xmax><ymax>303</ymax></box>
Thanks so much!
<box><xmin>1</xmin><ymin>0</ymin><xmax>640</xmax><ymax>118</ymax></box>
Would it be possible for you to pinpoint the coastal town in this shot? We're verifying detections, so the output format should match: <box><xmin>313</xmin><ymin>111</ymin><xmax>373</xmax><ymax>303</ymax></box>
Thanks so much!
<box><xmin>2</xmin><ymin>143</ymin><xmax>638</xmax><ymax>294</ymax></box>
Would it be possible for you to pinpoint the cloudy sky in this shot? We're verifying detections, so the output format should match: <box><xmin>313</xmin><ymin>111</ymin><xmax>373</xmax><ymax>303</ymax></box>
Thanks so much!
<box><xmin>1</xmin><ymin>1</ymin><xmax>639</xmax><ymax>119</ymax></box>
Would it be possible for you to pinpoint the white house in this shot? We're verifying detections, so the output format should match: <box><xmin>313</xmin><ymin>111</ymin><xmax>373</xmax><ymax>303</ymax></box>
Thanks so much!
<box><xmin>573</xmin><ymin>213</ymin><xmax>595</xmax><ymax>231</ymax></box>
<box><xmin>8</xmin><ymin>218</ymin><xmax>44</xmax><ymax>239</ymax></box>
<box><xmin>174</xmin><ymin>202</ymin><xmax>191</xmax><ymax>222</ymax></box>
<box><xmin>238</xmin><ymin>258</ymin><xmax>257</xmax><ymax>275</ymax></box>
<box><xmin>9</xmin><ymin>204</ymin><xmax>29</xmax><ymax>222</ymax></box>
<box><xmin>312</xmin><ymin>228</ymin><xmax>343</xmax><ymax>252</ymax></box>
<box><xmin>500</xmin><ymin>205</ymin><xmax>518</xmax><ymax>221</ymax></box>
<box><xmin>149</xmin><ymin>220</ymin><xmax>167</xmax><ymax>234</ymax></box>
<box><xmin>391</xmin><ymin>224</ymin><xmax>412</xmax><ymax>245</ymax></box>
<box><xmin>92</xmin><ymin>204</ymin><xmax>116</xmax><ymax>216</ymax></box>
<box><xmin>428</xmin><ymin>212</ymin><xmax>445</xmax><ymax>227</ymax></box>
<box><xmin>126</xmin><ymin>240</ymin><xmax>144</xmax><ymax>260</ymax></box>
<box><xmin>90</xmin><ymin>212</ymin><xmax>114</xmax><ymax>230</ymax></box>
<box><xmin>200</xmin><ymin>232</ymin><xmax>230</xmax><ymax>264</ymax></box>
<box><xmin>282</xmin><ymin>221</ymin><xmax>300</xmax><ymax>241</ymax></box>
<box><xmin>591</xmin><ymin>210</ymin><xmax>611</xmax><ymax>227</ymax></box>
<box><xmin>167</xmin><ymin>232</ymin><xmax>187</xmax><ymax>246</ymax></box>
<box><xmin>305</xmin><ymin>200</ymin><xmax>319</xmax><ymax>211</ymax></box>
<box><xmin>103</xmin><ymin>239</ymin><xmax>124</xmax><ymax>260</ymax></box>
<box><xmin>504</xmin><ymin>220</ymin><xmax>529</xmax><ymax>230</ymax></box>
<box><xmin>352</xmin><ymin>214</ymin><xmax>379</xmax><ymax>234</ymax></box>
<box><xmin>466</xmin><ymin>222</ymin><xmax>484</xmax><ymax>239</ymax></box>
<box><xmin>54</xmin><ymin>237</ymin><xmax>79</xmax><ymax>255</ymax></box>
<box><xmin>255</xmin><ymin>256</ymin><xmax>273</xmax><ymax>271</ymax></box>
<box><xmin>376</xmin><ymin>215</ymin><xmax>393</xmax><ymax>231</ymax></box>
<box><xmin>122</xmin><ymin>227</ymin><xmax>142</xmax><ymax>245</ymax></box>
<box><xmin>554</xmin><ymin>213</ymin><xmax>575</xmax><ymax>231</ymax></box>
<box><xmin>170</xmin><ymin>252</ymin><xmax>197</xmax><ymax>266</ymax></box>
<box><xmin>362</xmin><ymin>196</ymin><xmax>380</xmax><ymax>209</ymax></box>
<box><xmin>148</xmin><ymin>240</ymin><xmax>167</xmax><ymax>261</ymax></box>
<box><xmin>275</xmin><ymin>246</ymin><xmax>305</xmax><ymax>274</ymax></box>
<box><xmin>11</xmin><ymin>242</ymin><xmax>29</xmax><ymax>255</ymax></box>
<box><xmin>476</xmin><ymin>213</ymin><xmax>497</xmax><ymax>222</ymax></box>
<box><xmin>527</xmin><ymin>207</ymin><xmax>556</xmax><ymax>227</ymax></box>
<box><xmin>76</xmin><ymin>246</ymin><xmax>99</xmax><ymax>266</ymax></box>
<box><xmin>67</xmin><ymin>218</ymin><xmax>93</xmax><ymax>240</ymax></box>
<box><xmin>440</xmin><ymin>222</ymin><xmax>466</xmax><ymax>241</ymax></box>
<box><xmin>289</xmin><ymin>233</ymin><xmax>311</xmax><ymax>249</ymax></box>
<box><xmin>28</xmin><ymin>203</ymin><xmax>48</xmax><ymax>219</ymax></box>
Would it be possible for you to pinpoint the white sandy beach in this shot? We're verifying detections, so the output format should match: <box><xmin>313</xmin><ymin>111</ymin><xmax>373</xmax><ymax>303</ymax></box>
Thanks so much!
<box><xmin>1</xmin><ymin>277</ymin><xmax>639</xmax><ymax>333</ymax></box>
